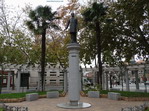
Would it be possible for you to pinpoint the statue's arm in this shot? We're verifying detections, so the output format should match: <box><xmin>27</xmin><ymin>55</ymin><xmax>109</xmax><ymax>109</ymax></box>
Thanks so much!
<box><xmin>64</xmin><ymin>20</ymin><xmax>70</xmax><ymax>30</ymax></box>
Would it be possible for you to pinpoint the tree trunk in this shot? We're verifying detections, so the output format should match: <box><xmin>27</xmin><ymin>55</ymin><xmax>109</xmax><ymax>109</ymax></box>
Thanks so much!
<box><xmin>96</xmin><ymin>21</ymin><xmax>102</xmax><ymax>89</ymax></box>
<box><xmin>41</xmin><ymin>29</ymin><xmax>46</xmax><ymax>92</ymax></box>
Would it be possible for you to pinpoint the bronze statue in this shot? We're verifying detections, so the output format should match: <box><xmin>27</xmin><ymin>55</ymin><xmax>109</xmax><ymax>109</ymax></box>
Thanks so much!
<box><xmin>65</xmin><ymin>13</ymin><xmax>78</xmax><ymax>43</ymax></box>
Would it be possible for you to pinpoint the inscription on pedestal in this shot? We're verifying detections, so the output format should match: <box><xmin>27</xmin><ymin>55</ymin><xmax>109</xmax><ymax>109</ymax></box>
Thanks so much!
<box><xmin>72</xmin><ymin>55</ymin><xmax>77</xmax><ymax>57</ymax></box>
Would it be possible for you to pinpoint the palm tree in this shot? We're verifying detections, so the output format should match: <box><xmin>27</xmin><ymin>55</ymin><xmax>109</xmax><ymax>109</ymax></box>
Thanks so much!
<box><xmin>26</xmin><ymin>6</ymin><xmax>59</xmax><ymax>91</ymax></box>
<box><xmin>82</xmin><ymin>2</ymin><xmax>107</xmax><ymax>88</ymax></box>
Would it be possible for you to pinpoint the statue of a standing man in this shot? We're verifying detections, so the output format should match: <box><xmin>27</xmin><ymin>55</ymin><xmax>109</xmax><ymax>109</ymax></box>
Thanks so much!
<box><xmin>65</xmin><ymin>13</ymin><xmax>78</xmax><ymax>43</ymax></box>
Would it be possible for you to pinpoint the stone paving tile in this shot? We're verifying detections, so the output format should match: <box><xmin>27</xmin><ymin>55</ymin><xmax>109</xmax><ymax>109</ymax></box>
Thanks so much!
<box><xmin>6</xmin><ymin>96</ymin><xmax>143</xmax><ymax>111</ymax></box>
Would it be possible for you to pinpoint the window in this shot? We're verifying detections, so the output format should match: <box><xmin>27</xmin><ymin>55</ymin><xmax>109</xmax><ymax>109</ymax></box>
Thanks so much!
<box><xmin>50</xmin><ymin>71</ymin><xmax>57</xmax><ymax>76</ymax></box>
<box><xmin>50</xmin><ymin>79</ymin><xmax>56</xmax><ymax>85</ymax></box>
<box><xmin>60</xmin><ymin>72</ymin><xmax>64</xmax><ymax>76</ymax></box>
<box><xmin>50</xmin><ymin>74</ymin><xmax>56</xmax><ymax>76</ymax></box>
<box><xmin>50</xmin><ymin>80</ymin><xmax>56</xmax><ymax>82</ymax></box>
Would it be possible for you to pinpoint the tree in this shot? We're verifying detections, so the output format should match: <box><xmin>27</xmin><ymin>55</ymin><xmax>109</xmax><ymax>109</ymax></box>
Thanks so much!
<box><xmin>0</xmin><ymin>0</ymin><xmax>33</xmax><ymax>93</ymax></box>
<box><xmin>46</xmin><ymin>0</ymin><xmax>82</xmax><ymax>68</ymax></box>
<box><xmin>82</xmin><ymin>2</ymin><xmax>107</xmax><ymax>88</ymax></box>
<box><xmin>26</xmin><ymin>6</ymin><xmax>59</xmax><ymax>91</ymax></box>
<box><xmin>108</xmin><ymin>0</ymin><xmax>149</xmax><ymax>61</ymax></box>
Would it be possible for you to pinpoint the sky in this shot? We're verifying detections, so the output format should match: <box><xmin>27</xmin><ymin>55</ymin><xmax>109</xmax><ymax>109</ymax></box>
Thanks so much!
<box><xmin>5</xmin><ymin>0</ymin><xmax>87</xmax><ymax>11</ymax></box>
<box><xmin>5</xmin><ymin>0</ymin><xmax>68</xmax><ymax>11</ymax></box>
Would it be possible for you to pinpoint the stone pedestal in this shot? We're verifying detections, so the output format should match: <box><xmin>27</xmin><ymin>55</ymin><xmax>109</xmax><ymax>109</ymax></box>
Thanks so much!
<box><xmin>57</xmin><ymin>43</ymin><xmax>91</xmax><ymax>109</ymax></box>
<box><xmin>67</xmin><ymin>43</ymin><xmax>80</xmax><ymax>103</ymax></box>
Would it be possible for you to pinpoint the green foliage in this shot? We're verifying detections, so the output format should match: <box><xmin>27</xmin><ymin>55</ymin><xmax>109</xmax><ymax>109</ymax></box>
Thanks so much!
<box><xmin>83</xmin><ymin>90</ymin><xmax>149</xmax><ymax>97</ymax></box>
<box><xmin>80</xmin><ymin>0</ymin><xmax>149</xmax><ymax>65</ymax></box>
<box><xmin>26</xmin><ymin>5</ymin><xmax>60</xmax><ymax>91</ymax></box>
<box><xmin>81</xmin><ymin>2</ymin><xmax>113</xmax><ymax>65</ymax></box>
<box><xmin>26</xmin><ymin>5</ymin><xmax>59</xmax><ymax>35</ymax></box>
<box><xmin>46</xmin><ymin>37</ymin><xmax>69</xmax><ymax>67</ymax></box>
<box><xmin>145</xmin><ymin>108</ymin><xmax>149</xmax><ymax>111</ymax></box>
<box><xmin>100</xmin><ymin>90</ymin><xmax>149</xmax><ymax>97</ymax></box>
<box><xmin>81</xmin><ymin>2</ymin><xmax>109</xmax><ymax>86</ymax></box>
<box><xmin>107</xmin><ymin>0</ymin><xmax>149</xmax><ymax>62</ymax></box>
<box><xmin>0</xmin><ymin>108</ymin><xmax>4</xmax><ymax>111</ymax></box>
<box><xmin>0</xmin><ymin>90</ymin><xmax>63</xmax><ymax>99</ymax></box>
<box><xmin>84</xmin><ymin>84</ymin><xmax>101</xmax><ymax>91</ymax></box>
<box><xmin>83</xmin><ymin>2</ymin><xmax>107</xmax><ymax>22</ymax></box>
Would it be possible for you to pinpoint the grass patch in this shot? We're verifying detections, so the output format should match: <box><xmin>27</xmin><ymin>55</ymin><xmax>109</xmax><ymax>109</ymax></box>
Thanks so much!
<box><xmin>145</xmin><ymin>108</ymin><xmax>149</xmax><ymax>111</ymax></box>
<box><xmin>0</xmin><ymin>90</ymin><xmax>63</xmax><ymax>99</ymax></box>
<box><xmin>84</xmin><ymin>90</ymin><xmax>149</xmax><ymax>97</ymax></box>
<box><xmin>0</xmin><ymin>108</ymin><xmax>4</xmax><ymax>111</ymax></box>
<box><xmin>101</xmin><ymin>90</ymin><xmax>149</xmax><ymax>97</ymax></box>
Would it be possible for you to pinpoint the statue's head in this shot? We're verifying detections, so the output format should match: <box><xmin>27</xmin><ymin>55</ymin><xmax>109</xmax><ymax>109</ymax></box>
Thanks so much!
<box><xmin>71</xmin><ymin>13</ymin><xmax>75</xmax><ymax>17</ymax></box>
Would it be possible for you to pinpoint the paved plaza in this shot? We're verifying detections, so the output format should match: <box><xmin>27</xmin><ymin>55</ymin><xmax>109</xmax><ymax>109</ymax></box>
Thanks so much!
<box><xmin>6</xmin><ymin>96</ymin><xmax>144</xmax><ymax>111</ymax></box>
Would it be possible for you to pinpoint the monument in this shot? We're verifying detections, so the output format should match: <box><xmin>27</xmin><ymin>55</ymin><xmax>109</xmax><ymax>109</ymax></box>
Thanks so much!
<box><xmin>57</xmin><ymin>13</ymin><xmax>91</xmax><ymax>109</ymax></box>
<box><xmin>64</xmin><ymin>12</ymin><xmax>78</xmax><ymax>43</ymax></box>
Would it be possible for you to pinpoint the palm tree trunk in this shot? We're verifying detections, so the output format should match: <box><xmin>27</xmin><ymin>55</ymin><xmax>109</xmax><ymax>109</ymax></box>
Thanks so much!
<box><xmin>96</xmin><ymin>21</ymin><xmax>102</xmax><ymax>89</ymax></box>
<box><xmin>41</xmin><ymin>29</ymin><xmax>46</xmax><ymax>91</ymax></box>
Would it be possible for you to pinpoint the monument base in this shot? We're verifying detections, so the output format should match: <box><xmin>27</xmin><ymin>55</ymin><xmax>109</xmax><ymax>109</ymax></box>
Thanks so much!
<box><xmin>57</xmin><ymin>102</ymin><xmax>91</xmax><ymax>109</ymax></box>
